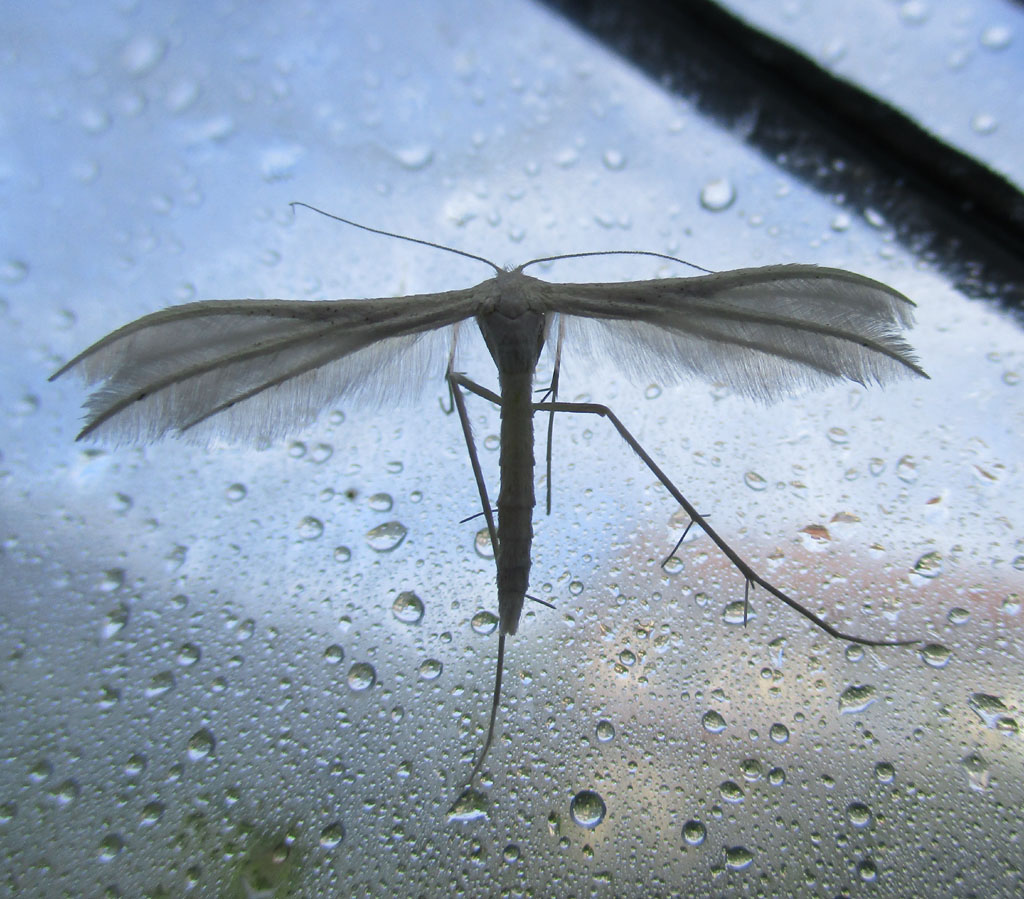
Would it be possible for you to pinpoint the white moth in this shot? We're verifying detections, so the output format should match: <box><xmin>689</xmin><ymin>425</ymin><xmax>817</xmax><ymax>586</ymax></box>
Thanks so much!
<box><xmin>53</xmin><ymin>204</ymin><xmax>926</xmax><ymax>784</ymax></box>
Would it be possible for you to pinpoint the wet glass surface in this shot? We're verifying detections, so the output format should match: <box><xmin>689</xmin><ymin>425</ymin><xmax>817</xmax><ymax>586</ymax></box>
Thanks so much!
<box><xmin>2</xmin><ymin>1</ymin><xmax>1022</xmax><ymax>895</ymax></box>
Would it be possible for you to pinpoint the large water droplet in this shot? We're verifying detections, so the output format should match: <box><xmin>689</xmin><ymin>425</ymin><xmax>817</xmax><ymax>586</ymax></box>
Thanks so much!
<box><xmin>365</xmin><ymin>521</ymin><xmax>407</xmax><ymax>552</ymax></box>
<box><xmin>187</xmin><ymin>728</ymin><xmax>215</xmax><ymax>760</ymax></box>
<box><xmin>471</xmin><ymin>611</ymin><xmax>498</xmax><ymax>635</ymax></box>
<box><xmin>392</xmin><ymin>591</ymin><xmax>425</xmax><ymax>624</ymax></box>
<box><xmin>347</xmin><ymin>662</ymin><xmax>376</xmax><ymax>692</ymax></box>
<box><xmin>569</xmin><ymin>790</ymin><xmax>606</xmax><ymax>829</ymax></box>
<box><xmin>702</xmin><ymin>710</ymin><xmax>727</xmax><ymax>734</ymax></box>
<box><xmin>700</xmin><ymin>178</ymin><xmax>736</xmax><ymax>212</ymax></box>
<box><xmin>319</xmin><ymin>821</ymin><xmax>345</xmax><ymax>848</ymax></box>
<box><xmin>448</xmin><ymin>788</ymin><xmax>489</xmax><ymax>822</ymax></box>
<box><xmin>297</xmin><ymin>516</ymin><xmax>324</xmax><ymax>540</ymax></box>
<box><xmin>724</xmin><ymin>846</ymin><xmax>753</xmax><ymax>870</ymax></box>
<box><xmin>838</xmin><ymin>684</ymin><xmax>877</xmax><ymax>714</ymax></box>
<box><xmin>682</xmin><ymin>820</ymin><xmax>706</xmax><ymax>846</ymax></box>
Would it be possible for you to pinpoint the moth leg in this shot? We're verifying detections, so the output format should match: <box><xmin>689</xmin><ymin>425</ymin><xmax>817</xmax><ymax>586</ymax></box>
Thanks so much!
<box><xmin>446</xmin><ymin>370</ymin><xmax>506</xmax><ymax>784</ymax></box>
<box><xmin>536</xmin><ymin>317</ymin><xmax>565</xmax><ymax>515</ymax></box>
<box><xmin>533</xmin><ymin>399</ymin><xmax>917</xmax><ymax>648</ymax></box>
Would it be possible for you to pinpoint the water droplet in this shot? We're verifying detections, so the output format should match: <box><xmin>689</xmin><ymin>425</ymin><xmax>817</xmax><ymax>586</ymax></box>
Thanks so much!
<box><xmin>569</xmin><ymin>790</ymin><xmax>606</xmax><ymax>829</ymax></box>
<box><xmin>124</xmin><ymin>754</ymin><xmax>147</xmax><ymax>777</ymax></box>
<box><xmin>474</xmin><ymin>527</ymin><xmax>494</xmax><ymax>559</ymax></box>
<box><xmin>141</xmin><ymin>800</ymin><xmax>164</xmax><ymax>825</ymax></box>
<box><xmin>681</xmin><ymin>819</ymin><xmax>706</xmax><ymax>846</ymax></box>
<box><xmin>121</xmin><ymin>34</ymin><xmax>165</xmax><ymax>74</ymax></box>
<box><xmin>418</xmin><ymin>658</ymin><xmax>442</xmax><ymax>681</ymax></box>
<box><xmin>98</xmin><ymin>832</ymin><xmax>125</xmax><ymax>862</ymax></box>
<box><xmin>838</xmin><ymin>684</ymin><xmax>877</xmax><ymax>715</ymax></box>
<box><xmin>961</xmin><ymin>752</ymin><xmax>989</xmax><ymax>791</ymax></box>
<box><xmin>102</xmin><ymin>603</ymin><xmax>130</xmax><ymax>638</ymax></box>
<box><xmin>875</xmin><ymin>761</ymin><xmax>895</xmax><ymax>783</ymax></box>
<box><xmin>225</xmin><ymin>483</ymin><xmax>247</xmax><ymax>502</ymax></box>
<box><xmin>769</xmin><ymin>722</ymin><xmax>790</xmax><ymax>744</ymax></box>
<box><xmin>145</xmin><ymin>671</ymin><xmax>175</xmax><ymax>697</ymax></box>
<box><xmin>368</xmin><ymin>492</ymin><xmax>393</xmax><ymax>512</ymax></box>
<box><xmin>392</xmin><ymin>591</ymin><xmax>424</xmax><ymax>624</ymax></box>
<box><xmin>310</xmin><ymin>443</ymin><xmax>333</xmax><ymax>464</ymax></box>
<box><xmin>391</xmin><ymin>143</ymin><xmax>434</xmax><ymax>170</ymax></box>
<box><xmin>297</xmin><ymin>516</ymin><xmax>324</xmax><ymax>540</ymax></box>
<box><xmin>347</xmin><ymin>662</ymin><xmax>376</xmax><ymax>692</ymax></box>
<box><xmin>644</xmin><ymin>383</ymin><xmax>662</xmax><ymax>400</ymax></box>
<box><xmin>947</xmin><ymin>607</ymin><xmax>969</xmax><ymax>624</ymax></box>
<box><xmin>595</xmin><ymin>720</ymin><xmax>615</xmax><ymax>742</ymax></box>
<box><xmin>971</xmin><ymin>112</ymin><xmax>998</xmax><ymax>135</ymax></box>
<box><xmin>700</xmin><ymin>177</ymin><xmax>736</xmax><ymax>212</ymax></box>
<box><xmin>319</xmin><ymin>821</ymin><xmax>345</xmax><ymax>848</ymax></box>
<box><xmin>719</xmin><ymin>780</ymin><xmax>744</xmax><ymax>803</ymax></box>
<box><xmin>365</xmin><ymin>521</ymin><xmax>407</xmax><ymax>552</ymax></box>
<box><xmin>602</xmin><ymin>149</ymin><xmax>627</xmax><ymax>170</ymax></box>
<box><xmin>471</xmin><ymin>611</ymin><xmax>498</xmax><ymax>635</ymax></box>
<box><xmin>740</xmin><ymin>758</ymin><xmax>763</xmax><ymax>782</ymax></box>
<box><xmin>1</xmin><ymin>258</ymin><xmax>29</xmax><ymax>283</ymax></box>
<box><xmin>177</xmin><ymin>642</ymin><xmax>200</xmax><ymax>666</ymax></box>
<box><xmin>98</xmin><ymin>686</ymin><xmax>120</xmax><ymax>709</ymax></box>
<box><xmin>722</xmin><ymin>600</ymin><xmax>754</xmax><ymax>625</ymax></box>
<box><xmin>847</xmin><ymin>802</ymin><xmax>872</xmax><ymax>828</ymax></box>
<box><xmin>912</xmin><ymin>551</ymin><xmax>943</xmax><ymax>579</ymax></box>
<box><xmin>502</xmin><ymin>844</ymin><xmax>521</xmax><ymax>863</ymax></box>
<box><xmin>260</xmin><ymin>143</ymin><xmax>305</xmax><ymax>181</ymax></box>
<box><xmin>187</xmin><ymin>728</ymin><xmax>215</xmax><ymax>760</ymax></box>
<box><xmin>323</xmin><ymin>644</ymin><xmax>344</xmax><ymax>664</ymax></box>
<box><xmin>448</xmin><ymin>788</ymin><xmax>489</xmax><ymax>822</ymax></box>
<box><xmin>333</xmin><ymin>546</ymin><xmax>352</xmax><ymax>563</ymax></box>
<box><xmin>980</xmin><ymin>24</ymin><xmax>1012</xmax><ymax>50</ymax></box>
<box><xmin>724</xmin><ymin>845</ymin><xmax>753</xmax><ymax>870</ymax></box>
<box><xmin>968</xmin><ymin>692</ymin><xmax>1011</xmax><ymax>729</ymax></box>
<box><xmin>895</xmin><ymin>455</ymin><xmax>919</xmax><ymax>483</ymax></box>
<box><xmin>858</xmin><ymin>858</ymin><xmax>878</xmax><ymax>882</ymax></box>
<box><xmin>919</xmin><ymin>643</ymin><xmax>951</xmax><ymax>668</ymax></box>
<box><xmin>702</xmin><ymin>710</ymin><xmax>727</xmax><ymax>734</ymax></box>
<box><xmin>767</xmin><ymin>767</ymin><xmax>786</xmax><ymax>786</ymax></box>
<box><xmin>48</xmin><ymin>778</ymin><xmax>80</xmax><ymax>806</ymax></box>
<box><xmin>743</xmin><ymin>471</ymin><xmax>768</xmax><ymax>491</ymax></box>
<box><xmin>618</xmin><ymin>649</ymin><xmax>636</xmax><ymax>667</ymax></box>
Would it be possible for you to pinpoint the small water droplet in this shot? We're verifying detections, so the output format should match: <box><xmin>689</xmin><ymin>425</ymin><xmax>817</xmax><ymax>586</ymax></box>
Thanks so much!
<box><xmin>474</xmin><ymin>527</ymin><xmax>494</xmax><ymax>559</ymax></box>
<box><xmin>839</xmin><ymin>684</ymin><xmax>877</xmax><ymax>715</ymax></box>
<box><xmin>187</xmin><ymin>728</ymin><xmax>215</xmax><ymax>760</ymax></box>
<box><xmin>618</xmin><ymin>649</ymin><xmax>636</xmax><ymax>667</ymax></box>
<box><xmin>418</xmin><ymin>658</ymin><xmax>443</xmax><ymax>681</ymax></box>
<box><xmin>858</xmin><ymin>858</ymin><xmax>878</xmax><ymax>882</ymax></box>
<box><xmin>323</xmin><ymin>644</ymin><xmax>344</xmax><ymax>664</ymax></box>
<box><xmin>297</xmin><ymin>516</ymin><xmax>324</xmax><ymax>540</ymax></box>
<box><xmin>260</xmin><ymin>143</ymin><xmax>305</xmax><ymax>181</ymax></box>
<box><xmin>919</xmin><ymin>643</ymin><xmax>951</xmax><ymax>667</ymax></box>
<box><xmin>743</xmin><ymin>471</ymin><xmax>768</xmax><ymax>491</ymax></box>
<box><xmin>124</xmin><ymin>754</ymin><xmax>147</xmax><ymax>777</ymax></box>
<box><xmin>140</xmin><ymin>800</ymin><xmax>164</xmax><ymax>825</ymax></box>
<box><xmin>700</xmin><ymin>177</ymin><xmax>736</xmax><ymax>211</ymax></box>
<box><xmin>121</xmin><ymin>34</ymin><xmax>165</xmax><ymax>74</ymax></box>
<box><xmin>145</xmin><ymin>671</ymin><xmax>175</xmax><ymax>697</ymax></box>
<box><xmin>947</xmin><ymin>607</ymin><xmax>970</xmax><ymax>625</ymax></box>
<box><xmin>333</xmin><ymin>546</ymin><xmax>352</xmax><ymax>563</ymax></box>
<box><xmin>1</xmin><ymin>258</ymin><xmax>29</xmax><ymax>283</ymax></box>
<box><xmin>471</xmin><ymin>611</ymin><xmax>498</xmax><ymax>635</ymax></box>
<box><xmin>177</xmin><ymin>642</ymin><xmax>201</xmax><ymax>666</ymax></box>
<box><xmin>971</xmin><ymin>112</ymin><xmax>998</xmax><ymax>135</ymax></box>
<box><xmin>740</xmin><ymin>758</ymin><xmax>763</xmax><ymax>782</ymax></box>
<box><xmin>392</xmin><ymin>591</ymin><xmax>425</xmax><ymax>624</ymax></box>
<box><xmin>391</xmin><ymin>144</ymin><xmax>434</xmax><ymax>170</ymax></box>
<box><xmin>847</xmin><ymin>802</ymin><xmax>872</xmax><ymax>828</ymax></box>
<box><xmin>682</xmin><ymin>819</ymin><xmax>706</xmax><ymax>846</ymax></box>
<box><xmin>874</xmin><ymin>761</ymin><xmax>895</xmax><ymax>783</ymax></box>
<box><xmin>225</xmin><ymin>483</ymin><xmax>247</xmax><ymax>502</ymax></box>
<box><xmin>347</xmin><ymin>662</ymin><xmax>376</xmax><ymax>692</ymax></box>
<box><xmin>719</xmin><ymin>780</ymin><xmax>744</xmax><ymax>803</ymax></box>
<box><xmin>701</xmin><ymin>710</ymin><xmax>727</xmax><ymax>734</ymax></box>
<box><xmin>722</xmin><ymin>600</ymin><xmax>754</xmax><ymax>625</ymax></box>
<box><xmin>767</xmin><ymin>767</ymin><xmax>785</xmax><ymax>786</ymax></box>
<box><xmin>569</xmin><ymin>790</ymin><xmax>606</xmax><ymax>829</ymax></box>
<box><xmin>602</xmin><ymin>149</ymin><xmax>626</xmax><ymax>170</ymax></box>
<box><xmin>319</xmin><ymin>821</ymin><xmax>345</xmax><ymax>848</ymax></box>
<box><xmin>644</xmin><ymin>383</ymin><xmax>662</xmax><ymax>399</ymax></box>
<box><xmin>980</xmin><ymin>24</ymin><xmax>1012</xmax><ymax>50</ymax></box>
<box><xmin>97</xmin><ymin>832</ymin><xmax>125</xmax><ymax>862</ymax></box>
<box><xmin>595</xmin><ymin>720</ymin><xmax>615</xmax><ymax>742</ymax></box>
<box><xmin>102</xmin><ymin>603</ymin><xmax>130</xmax><ymax>638</ymax></box>
<box><xmin>961</xmin><ymin>752</ymin><xmax>989</xmax><ymax>791</ymax></box>
<box><xmin>368</xmin><ymin>492</ymin><xmax>393</xmax><ymax>512</ymax></box>
<box><xmin>365</xmin><ymin>521</ymin><xmax>407</xmax><ymax>552</ymax></box>
<box><xmin>912</xmin><ymin>551</ymin><xmax>944</xmax><ymax>579</ymax></box>
<box><xmin>769</xmin><ymin>722</ymin><xmax>790</xmax><ymax>744</ymax></box>
<box><xmin>48</xmin><ymin>778</ymin><xmax>80</xmax><ymax>807</ymax></box>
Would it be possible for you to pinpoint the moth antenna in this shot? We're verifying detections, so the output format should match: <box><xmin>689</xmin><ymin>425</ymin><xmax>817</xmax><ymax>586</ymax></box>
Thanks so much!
<box><xmin>290</xmin><ymin>202</ymin><xmax>502</xmax><ymax>273</ymax></box>
<box><xmin>518</xmin><ymin>249</ymin><xmax>714</xmax><ymax>275</ymax></box>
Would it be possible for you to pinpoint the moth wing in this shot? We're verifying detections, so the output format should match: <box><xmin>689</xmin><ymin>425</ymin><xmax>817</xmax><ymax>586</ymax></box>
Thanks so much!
<box><xmin>52</xmin><ymin>285</ymin><xmax>488</xmax><ymax>445</ymax></box>
<box><xmin>539</xmin><ymin>265</ymin><xmax>926</xmax><ymax>401</ymax></box>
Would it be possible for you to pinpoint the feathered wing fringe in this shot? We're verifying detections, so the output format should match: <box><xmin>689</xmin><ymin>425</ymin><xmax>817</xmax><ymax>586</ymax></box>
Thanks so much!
<box><xmin>52</xmin><ymin>287</ymin><xmax>487</xmax><ymax>445</ymax></box>
<box><xmin>543</xmin><ymin>265</ymin><xmax>926</xmax><ymax>401</ymax></box>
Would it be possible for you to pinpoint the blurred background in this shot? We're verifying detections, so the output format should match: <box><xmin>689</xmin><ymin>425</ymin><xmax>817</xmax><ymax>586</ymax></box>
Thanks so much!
<box><xmin>2</xmin><ymin>1</ymin><xmax>1022</xmax><ymax>895</ymax></box>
